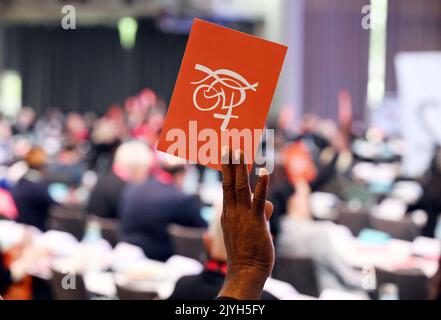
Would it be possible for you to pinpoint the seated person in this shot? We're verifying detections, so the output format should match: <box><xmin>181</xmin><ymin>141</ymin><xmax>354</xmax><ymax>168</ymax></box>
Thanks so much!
<box><xmin>11</xmin><ymin>147</ymin><xmax>56</xmax><ymax>231</ymax></box>
<box><xmin>276</xmin><ymin>180</ymin><xmax>364</xmax><ymax>293</ymax></box>
<box><xmin>47</xmin><ymin>143</ymin><xmax>86</xmax><ymax>186</ymax></box>
<box><xmin>408</xmin><ymin>147</ymin><xmax>441</xmax><ymax>237</ymax></box>
<box><xmin>119</xmin><ymin>156</ymin><xmax>207</xmax><ymax>262</ymax></box>
<box><xmin>169</xmin><ymin>200</ymin><xmax>281</xmax><ymax>300</ymax></box>
<box><xmin>87</xmin><ymin>140</ymin><xmax>153</xmax><ymax>219</ymax></box>
<box><xmin>269</xmin><ymin>129</ymin><xmax>351</xmax><ymax>237</ymax></box>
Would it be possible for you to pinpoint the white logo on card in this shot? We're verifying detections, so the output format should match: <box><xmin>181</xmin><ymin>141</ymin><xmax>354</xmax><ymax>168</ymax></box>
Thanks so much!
<box><xmin>191</xmin><ymin>64</ymin><xmax>258</xmax><ymax>131</ymax></box>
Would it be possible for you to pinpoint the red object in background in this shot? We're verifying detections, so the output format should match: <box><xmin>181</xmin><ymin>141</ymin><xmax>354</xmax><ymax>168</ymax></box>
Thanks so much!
<box><xmin>204</xmin><ymin>259</ymin><xmax>227</xmax><ymax>275</ymax></box>
<box><xmin>124</xmin><ymin>96</ymin><xmax>138</xmax><ymax>112</ymax></box>
<box><xmin>138</xmin><ymin>88</ymin><xmax>157</xmax><ymax>108</ymax></box>
<box><xmin>2</xmin><ymin>248</ymin><xmax>32</xmax><ymax>300</ymax></box>
<box><xmin>338</xmin><ymin>89</ymin><xmax>353</xmax><ymax>145</ymax></box>
<box><xmin>283</xmin><ymin>141</ymin><xmax>317</xmax><ymax>185</ymax></box>
<box><xmin>0</xmin><ymin>188</ymin><xmax>18</xmax><ymax>220</ymax></box>
<box><xmin>131</xmin><ymin>123</ymin><xmax>150</xmax><ymax>139</ymax></box>
<box><xmin>338</xmin><ymin>89</ymin><xmax>353</xmax><ymax>147</ymax></box>
<box><xmin>338</xmin><ymin>89</ymin><xmax>352</xmax><ymax>126</ymax></box>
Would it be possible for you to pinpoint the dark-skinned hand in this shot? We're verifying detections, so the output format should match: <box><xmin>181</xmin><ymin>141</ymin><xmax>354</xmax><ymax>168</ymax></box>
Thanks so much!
<box><xmin>218</xmin><ymin>148</ymin><xmax>274</xmax><ymax>300</ymax></box>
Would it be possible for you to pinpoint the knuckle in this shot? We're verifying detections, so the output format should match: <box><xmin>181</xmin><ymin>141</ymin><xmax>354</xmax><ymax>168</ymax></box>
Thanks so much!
<box><xmin>222</xmin><ymin>182</ymin><xmax>234</xmax><ymax>193</ymax></box>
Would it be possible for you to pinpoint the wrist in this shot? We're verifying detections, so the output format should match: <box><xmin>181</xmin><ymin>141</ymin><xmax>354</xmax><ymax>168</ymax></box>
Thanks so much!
<box><xmin>218</xmin><ymin>265</ymin><xmax>270</xmax><ymax>300</ymax></box>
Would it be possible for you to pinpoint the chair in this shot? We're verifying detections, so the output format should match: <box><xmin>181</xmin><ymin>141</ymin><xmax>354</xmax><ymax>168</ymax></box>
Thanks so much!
<box><xmin>116</xmin><ymin>283</ymin><xmax>157</xmax><ymax>300</ymax></box>
<box><xmin>50</xmin><ymin>269</ymin><xmax>89</xmax><ymax>300</ymax></box>
<box><xmin>272</xmin><ymin>256</ymin><xmax>320</xmax><ymax>297</ymax></box>
<box><xmin>337</xmin><ymin>209</ymin><xmax>371</xmax><ymax>236</ymax></box>
<box><xmin>374</xmin><ymin>267</ymin><xmax>429</xmax><ymax>300</ymax></box>
<box><xmin>90</xmin><ymin>215</ymin><xmax>120</xmax><ymax>247</ymax></box>
<box><xmin>370</xmin><ymin>216</ymin><xmax>420</xmax><ymax>241</ymax></box>
<box><xmin>167</xmin><ymin>224</ymin><xmax>206</xmax><ymax>261</ymax></box>
<box><xmin>47</xmin><ymin>206</ymin><xmax>86</xmax><ymax>240</ymax></box>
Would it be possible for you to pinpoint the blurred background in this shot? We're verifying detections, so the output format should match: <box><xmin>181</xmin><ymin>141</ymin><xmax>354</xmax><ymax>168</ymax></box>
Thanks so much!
<box><xmin>0</xmin><ymin>0</ymin><xmax>441</xmax><ymax>301</ymax></box>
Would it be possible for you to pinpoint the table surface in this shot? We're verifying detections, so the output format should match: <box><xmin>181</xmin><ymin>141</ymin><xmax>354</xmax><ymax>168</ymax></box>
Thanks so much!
<box><xmin>336</xmin><ymin>237</ymin><xmax>439</xmax><ymax>277</ymax></box>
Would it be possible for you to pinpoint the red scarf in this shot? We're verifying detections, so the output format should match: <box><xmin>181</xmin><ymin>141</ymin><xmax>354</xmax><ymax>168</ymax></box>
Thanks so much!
<box><xmin>204</xmin><ymin>259</ymin><xmax>227</xmax><ymax>276</ymax></box>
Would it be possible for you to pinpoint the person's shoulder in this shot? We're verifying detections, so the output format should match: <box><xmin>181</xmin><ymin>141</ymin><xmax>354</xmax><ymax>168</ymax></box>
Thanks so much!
<box><xmin>168</xmin><ymin>274</ymin><xmax>201</xmax><ymax>300</ymax></box>
<box><xmin>175</xmin><ymin>274</ymin><xmax>200</xmax><ymax>286</ymax></box>
<box><xmin>143</xmin><ymin>177</ymin><xmax>168</xmax><ymax>190</ymax></box>
<box><xmin>122</xmin><ymin>182</ymin><xmax>144</xmax><ymax>196</ymax></box>
<box><xmin>119</xmin><ymin>182</ymin><xmax>144</xmax><ymax>205</ymax></box>
<box><xmin>16</xmin><ymin>177</ymin><xmax>34</xmax><ymax>185</ymax></box>
<box><xmin>175</xmin><ymin>193</ymin><xmax>201</xmax><ymax>212</ymax></box>
<box><xmin>154</xmin><ymin>180</ymin><xmax>190</xmax><ymax>200</ymax></box>
<box><xmin>13</xmin><ymin>177</ymin><xmax>41</xmax><ymax>191</ymax></box>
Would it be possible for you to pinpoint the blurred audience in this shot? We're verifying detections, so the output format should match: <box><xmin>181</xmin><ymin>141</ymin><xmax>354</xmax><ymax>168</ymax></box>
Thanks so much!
<box><xmin>277</xmin><ymin>180</ymin><xmax>364</xmax><ymax>293</ymax></box>
<box><xmin>87</xmin><ymin>140</ymin><xmax>153</xmax><ymax>219</ymax></box>
<box><xmin>0</xmin><ymin>86</ymin><xmax>440</xmax><ymax>300</ymax></box>
<box><xmin>89</xmin><ymin>105</ymin><xmax>124</xmax><ymax>173</ymax></box>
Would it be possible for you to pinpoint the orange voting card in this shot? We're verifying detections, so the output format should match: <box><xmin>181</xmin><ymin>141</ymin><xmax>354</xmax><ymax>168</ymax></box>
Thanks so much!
<box><xmin>157</xmin><ymin>19</ymin><xmax>287</xmax><ymax>171</ymax></box>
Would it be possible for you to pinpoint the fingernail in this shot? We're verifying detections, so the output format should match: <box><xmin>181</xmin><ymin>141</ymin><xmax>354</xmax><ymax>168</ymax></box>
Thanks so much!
<box><xmin>234</xmin><ymin>149</ymin><xmax>241</xmax><ymax>162</ymax></box>
<box><xmin>221</xmin><ymin>146</ymin><xmax>229</xmax><ymax>158</ymax></box>
<box><xmin>258</xmin><ymin>168</ymin><xmax>269</xmax><ymax>177</ymax></box>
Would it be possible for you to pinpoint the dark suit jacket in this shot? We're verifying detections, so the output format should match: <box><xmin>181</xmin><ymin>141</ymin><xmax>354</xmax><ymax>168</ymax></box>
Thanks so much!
<box><xmin>87</xmin><ymin>171</ymin><xmax>125</xmax><ymax>219</ymax></box>
<box><xmin>119</xmin><ymin>178</ymin><xmax>207</xmax><ymax>261</ymax></box>
<box><xmin>11</xmin><ymin>177</ymin><xmax>55</xmax><ymax>231</ymax></box>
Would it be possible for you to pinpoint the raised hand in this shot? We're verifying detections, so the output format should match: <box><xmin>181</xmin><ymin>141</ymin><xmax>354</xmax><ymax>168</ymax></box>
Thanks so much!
<box><xmin>218</xmin><ymin>148</ymin><xmax>274</xmax><ymax>300</ymax></box>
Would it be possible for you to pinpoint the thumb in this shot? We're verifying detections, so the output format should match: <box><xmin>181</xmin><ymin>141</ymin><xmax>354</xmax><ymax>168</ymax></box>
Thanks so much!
<box><xmin>264</xmin><ymin>201</ymin><xmax>273</xmax><ymax>221</ymax></box>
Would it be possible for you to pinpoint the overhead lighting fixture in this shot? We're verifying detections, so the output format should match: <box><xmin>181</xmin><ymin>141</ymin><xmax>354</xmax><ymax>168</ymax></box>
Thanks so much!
<box><xmin>118</xmin><ymin>17</ymin><xmax>138</xmax><ymax>50</ymax></box>
<box><xmin>367</xmin><ymin>0</ymin><xmax>389</xmax><ymax>109</ymax></box>
<box><xmin>0</xmin><ymin>70</ymin><xmax>22</xmax><ymax>119</ymax></box>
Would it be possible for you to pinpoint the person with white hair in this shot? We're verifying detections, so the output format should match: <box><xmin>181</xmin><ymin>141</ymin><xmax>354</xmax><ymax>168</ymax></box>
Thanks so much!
<box><xmin>119</xmin><ymin>153</ymin><xmax>207</xmax><ymax>262</ymax></box>
<box><xmin>87</xmin><ymin>140</ymin><xmax>154</xmax><ymax>219</ymax></box>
